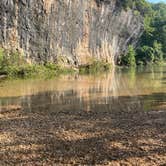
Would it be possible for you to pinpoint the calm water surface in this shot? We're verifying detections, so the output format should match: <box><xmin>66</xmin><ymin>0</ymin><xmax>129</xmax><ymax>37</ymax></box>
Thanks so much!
<box><xmin>0</xmin><ymin>66</ymin><xmax>166</xmax><ymax>112</ymax></box>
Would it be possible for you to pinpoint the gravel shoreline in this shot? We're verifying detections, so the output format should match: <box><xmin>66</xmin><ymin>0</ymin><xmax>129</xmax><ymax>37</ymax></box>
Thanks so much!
<box><xmin>0</xmin><ymin>103</ymin><xmax>166</xmax><ymax>165</ymax></box>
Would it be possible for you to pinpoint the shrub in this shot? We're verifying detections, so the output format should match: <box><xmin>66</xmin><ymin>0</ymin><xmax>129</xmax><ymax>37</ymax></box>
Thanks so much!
<box><xmin>79</xmin><ymin>60</ymin><xmax>112</xmax><ymax>74</ymax></box>
<box><xmin>121</xmin><ymin>45</ymin><xmax>136</xmax><ymax>67</ymax></box>
<box><xmin>136</xmin><ymin>42</ymin><xmax>163</xmax><ymax>65</ymax></box>
<box><xmin>153</xmin><ymin>41</ymin><xmax>163</xmax><ymax>62</ymax></box>
<box><xmin>0</xmin><ymin>48</ymin><xmax>111</xmax><ymax>79</ymax></box>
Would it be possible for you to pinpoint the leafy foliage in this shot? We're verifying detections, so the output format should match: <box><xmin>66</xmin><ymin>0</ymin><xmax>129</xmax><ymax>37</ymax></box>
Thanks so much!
<box><xmin>135</xmin><ymin>2</ymin><xmax>166</xmax><ymax>64</ymax></box>
<box><xmin>119</xmin><ymin>1</ymin><xmax>166</xmax><ymax>66</ymax></box>
<box><xmin>79</xmin><ymin>60</ymin><xmax>112</xmax><ymax>74</ymax></box>
<box><xmin>121</xmin><ymin>45</ymin><xmax>136</xmax><ymax>67</ymax></box>
<box><xmin>0</xmin><ymin>48</ymin><xmax>77</xmax><ymax>78</ymax></box>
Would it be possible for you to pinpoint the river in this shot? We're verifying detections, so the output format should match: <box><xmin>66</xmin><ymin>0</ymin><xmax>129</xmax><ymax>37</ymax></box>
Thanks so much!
<box><xmin>0</xmin><ymin>66</ymin><xmax>166</xmax><ymax>112</ymax></box>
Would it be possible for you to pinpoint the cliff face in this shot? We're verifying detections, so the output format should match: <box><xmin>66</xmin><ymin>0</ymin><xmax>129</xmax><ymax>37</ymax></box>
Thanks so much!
<box><xmin>0</xmin><ymin>0</ymin><xmax>143</xmax><ymax>65</ymax></box>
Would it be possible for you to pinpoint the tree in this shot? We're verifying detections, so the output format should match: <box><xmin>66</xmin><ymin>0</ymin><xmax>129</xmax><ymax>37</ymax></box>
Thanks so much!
<box><xmin>136</xmin><ymin>46</ymin><xmax>154</xmax><ymax>64</ymax></box>
<box><xmin>122</xmin><ymin>45</ymin><xmax>136</xmax><ymax>67</ymax></box>
<box><xmin>136</xmin><ymin>2</ymin><xmax>166</xmax><ymax>64</ymax></box>
<box><xmin>153</xmin><ymin>41</ymin><xmax>163</xmax><ymax>62</ymax></box>
<box><xmin>152</xmin><ymin>3</ymin><xmax>166</xmax><ymax>58</ymax></box>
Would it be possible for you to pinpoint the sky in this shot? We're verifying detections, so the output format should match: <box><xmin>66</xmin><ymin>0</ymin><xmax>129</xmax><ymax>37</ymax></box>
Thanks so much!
<box><xmin>147</xmin><ymin>0</ymin><xmax>166</xmax><ymax>3</ymax></box>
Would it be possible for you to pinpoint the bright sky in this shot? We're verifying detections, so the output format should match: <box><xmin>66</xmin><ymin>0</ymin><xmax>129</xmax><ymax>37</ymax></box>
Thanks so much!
<box><xmin>147</xmin><ymin>0</ymin><xmax>166</xmax><ymax>3</ymax></box>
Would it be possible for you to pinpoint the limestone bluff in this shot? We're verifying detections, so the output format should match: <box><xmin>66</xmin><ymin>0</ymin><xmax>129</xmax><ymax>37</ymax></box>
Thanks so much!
<box><xmin>0</xmin><ymin>0</ymin><xmax>143</xmax><ymax>66</ymax></box>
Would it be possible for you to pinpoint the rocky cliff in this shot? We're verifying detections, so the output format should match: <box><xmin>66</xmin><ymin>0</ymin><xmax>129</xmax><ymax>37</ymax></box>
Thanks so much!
<box><xmin>0</xmin><ymin>0</ymin><xmax>143</xmax><ymax>65</ymax></box>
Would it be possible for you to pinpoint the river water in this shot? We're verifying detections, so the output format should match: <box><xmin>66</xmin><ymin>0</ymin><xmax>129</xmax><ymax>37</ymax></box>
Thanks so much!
<box><xmin>0</xmin><ymin>66</ymin><xmax>166</xmax><ymax>165</ymax></box>
<box><xmin>0</xmin><ymin>66</ymin><xmax>166</xmax><ymax>112</ymax></box>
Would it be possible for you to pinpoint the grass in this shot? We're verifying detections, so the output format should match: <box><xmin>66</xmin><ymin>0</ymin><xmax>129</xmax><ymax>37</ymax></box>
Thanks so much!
<box><xmin>0</xmin><ymin>48</ymin><xmax>77</xmax><ymax>79</ymax></box>
<box><xmin>79</xmin><ymin>60</ymin><xmax>112</xmax><ymax>75</ymax></box>
<box><xmin>0</xmin><ymin>64</ymin><xmax>78</xmax><ymax>79</ymax></box>
<box><xmin>0</xmin><ymin>48</ymin><xmax>112</xmax><ymax>79</ymax></box>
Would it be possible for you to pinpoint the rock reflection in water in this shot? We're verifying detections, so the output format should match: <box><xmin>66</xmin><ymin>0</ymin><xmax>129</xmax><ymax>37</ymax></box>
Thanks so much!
<box><xmin>0</xmin><ymin>66</ymin><xmax>166</xmax><ymax>113</ymax></box>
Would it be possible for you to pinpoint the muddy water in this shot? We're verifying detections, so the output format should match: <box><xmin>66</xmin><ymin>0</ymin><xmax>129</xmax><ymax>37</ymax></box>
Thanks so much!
<box><xmin>0</xmin><ymin>66</ymin><xmax>166</xmax><ymax>112</ymax></box>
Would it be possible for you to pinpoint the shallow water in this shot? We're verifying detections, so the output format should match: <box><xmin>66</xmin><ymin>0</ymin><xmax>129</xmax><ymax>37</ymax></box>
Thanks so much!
<box><xmin>0</xmin><ymin>66</ymin><xmax>166</xmax><ymax>112</ymax></box>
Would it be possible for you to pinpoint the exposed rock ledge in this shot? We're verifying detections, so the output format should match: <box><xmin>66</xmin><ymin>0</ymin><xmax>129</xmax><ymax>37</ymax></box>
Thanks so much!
<box><xmin>0</xmin><ymin>0</ymin><xmax>143</xmax><ymax>66</ymax></box>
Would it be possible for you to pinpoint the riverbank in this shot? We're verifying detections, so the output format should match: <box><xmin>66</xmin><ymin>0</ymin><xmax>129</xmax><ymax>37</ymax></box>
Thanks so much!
<box><xmin>0</xmin><ymin>61</ymin><xmax>112</xmax><ymax>79</ymax></box>
<box><xmin>0</xmin><ymin>47</ymin><xmax>112</xmax><ymax>79</ymax></box>
<box><xmin>0</xmin><ymin>66</ymin><xmax>166</xmax><ymax>165</ymax></box>
<box><xmin>0</xmin><ymin>100</ymin><xmax>165</xmax><ymax>165</ymax></box>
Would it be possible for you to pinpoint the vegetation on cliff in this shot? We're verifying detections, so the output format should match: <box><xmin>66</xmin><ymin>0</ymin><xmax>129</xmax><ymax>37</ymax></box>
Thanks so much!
<box><xmin>121</xmin><ymin>0</ymin><xmax>152</xmax><ymax>16</ymax></box>
<box><xmin>119</xmin><ymin>1</ymin><xmax>166</xmax><ymax>67</ymax></box>
<box><xmin>0</xmin><ymin>48</ymin><xmax>77</xmax><ymax>78</ymax></box>
<box><xmin>79</xmin><ymin>59</ymin><xmax>112</xmax><ymax>74</ymax></box>
<box><xmin>136</xmin><ymin>2</ymin><xmax>166</xmax><ymax>65</ymax></box>
<box><xmin>0</xmin><ymin>48</ymin><xmax>112</xmax><ymax>78</ymax></box>
<box><xmin>120</xmin><ymin>45</ymin><xmax>136</xmax><ymax>67</ymax></box>
<box><xmin>0</xmin><ymin>0</ymin><xmax>165</xmax><ymax>76</ymax></box>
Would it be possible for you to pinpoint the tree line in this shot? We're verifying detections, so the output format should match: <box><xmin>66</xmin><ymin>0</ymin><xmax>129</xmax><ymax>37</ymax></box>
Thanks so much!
<box><xmin>120</xmin><ymin>0</ymin><xmax>166</xmax><ymax>66</ymax></box>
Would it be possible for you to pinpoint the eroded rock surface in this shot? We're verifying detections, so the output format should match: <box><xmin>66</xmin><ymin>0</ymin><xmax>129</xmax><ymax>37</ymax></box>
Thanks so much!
<box><xmin>0</xmin><ymin>0</ymin><xmax>143</xmax><ymax>65</ymax></box>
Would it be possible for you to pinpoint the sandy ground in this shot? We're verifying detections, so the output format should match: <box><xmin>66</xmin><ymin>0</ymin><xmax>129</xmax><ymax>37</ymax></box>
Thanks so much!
<box><xmin>0</xmin><ymin>103</ymin><xmax>166</xmax><ymax>166</ymax></box>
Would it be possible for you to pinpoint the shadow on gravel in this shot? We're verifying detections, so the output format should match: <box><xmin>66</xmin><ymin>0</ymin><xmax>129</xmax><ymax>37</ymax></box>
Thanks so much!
<box><xmin>0</xmin><ymin>91</ymin><xmax>166</xmax><ymax>165</ymax></box>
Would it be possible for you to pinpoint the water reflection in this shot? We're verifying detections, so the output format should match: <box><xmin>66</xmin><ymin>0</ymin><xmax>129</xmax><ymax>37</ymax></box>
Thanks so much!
<box><xmin>0</xmin><ymin>66</ymin><xmax>166</xmax><ymax>112</ymax></box>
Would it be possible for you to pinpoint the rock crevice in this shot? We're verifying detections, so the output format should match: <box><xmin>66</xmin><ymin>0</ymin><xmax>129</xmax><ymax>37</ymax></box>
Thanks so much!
<box><xmin>0</xmin><ymin>0</ymin><xmax>143</xmax><ymax>65</ymax></box>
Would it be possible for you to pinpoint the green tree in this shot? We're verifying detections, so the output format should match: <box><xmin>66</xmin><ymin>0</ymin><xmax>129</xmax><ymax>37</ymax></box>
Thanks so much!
<box><xmin>122</xmin><ymin>45</ymin><xmax>136</xmax><ymax>67</ymax></box>
<box><xmin>136</xmin><ymin>46</ymin><xmax>154</xmax><ymax>64</ymax></box>
<box><xmin>136</xmin><ymin>2</ymin><xmax>166</xmax><ymax>64</ymax></box>
<box><xmin>152</xmin><ymin>3</ymin><xmax>166</xmax><ymax>58</ymax></box>
<box><xmin>153</xmin><ymin>41</ymin><xmax>163</xmax><ymax>62</ymax></box>
<box><xmin>135</xmin><ymin>0</ymin><xmax>153</xmax><ymax>16</ymax></box>
<box><xmin>0</xmin><ymin>48</ymin><xmax>5</xmax><ymax>70</ymax></box>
